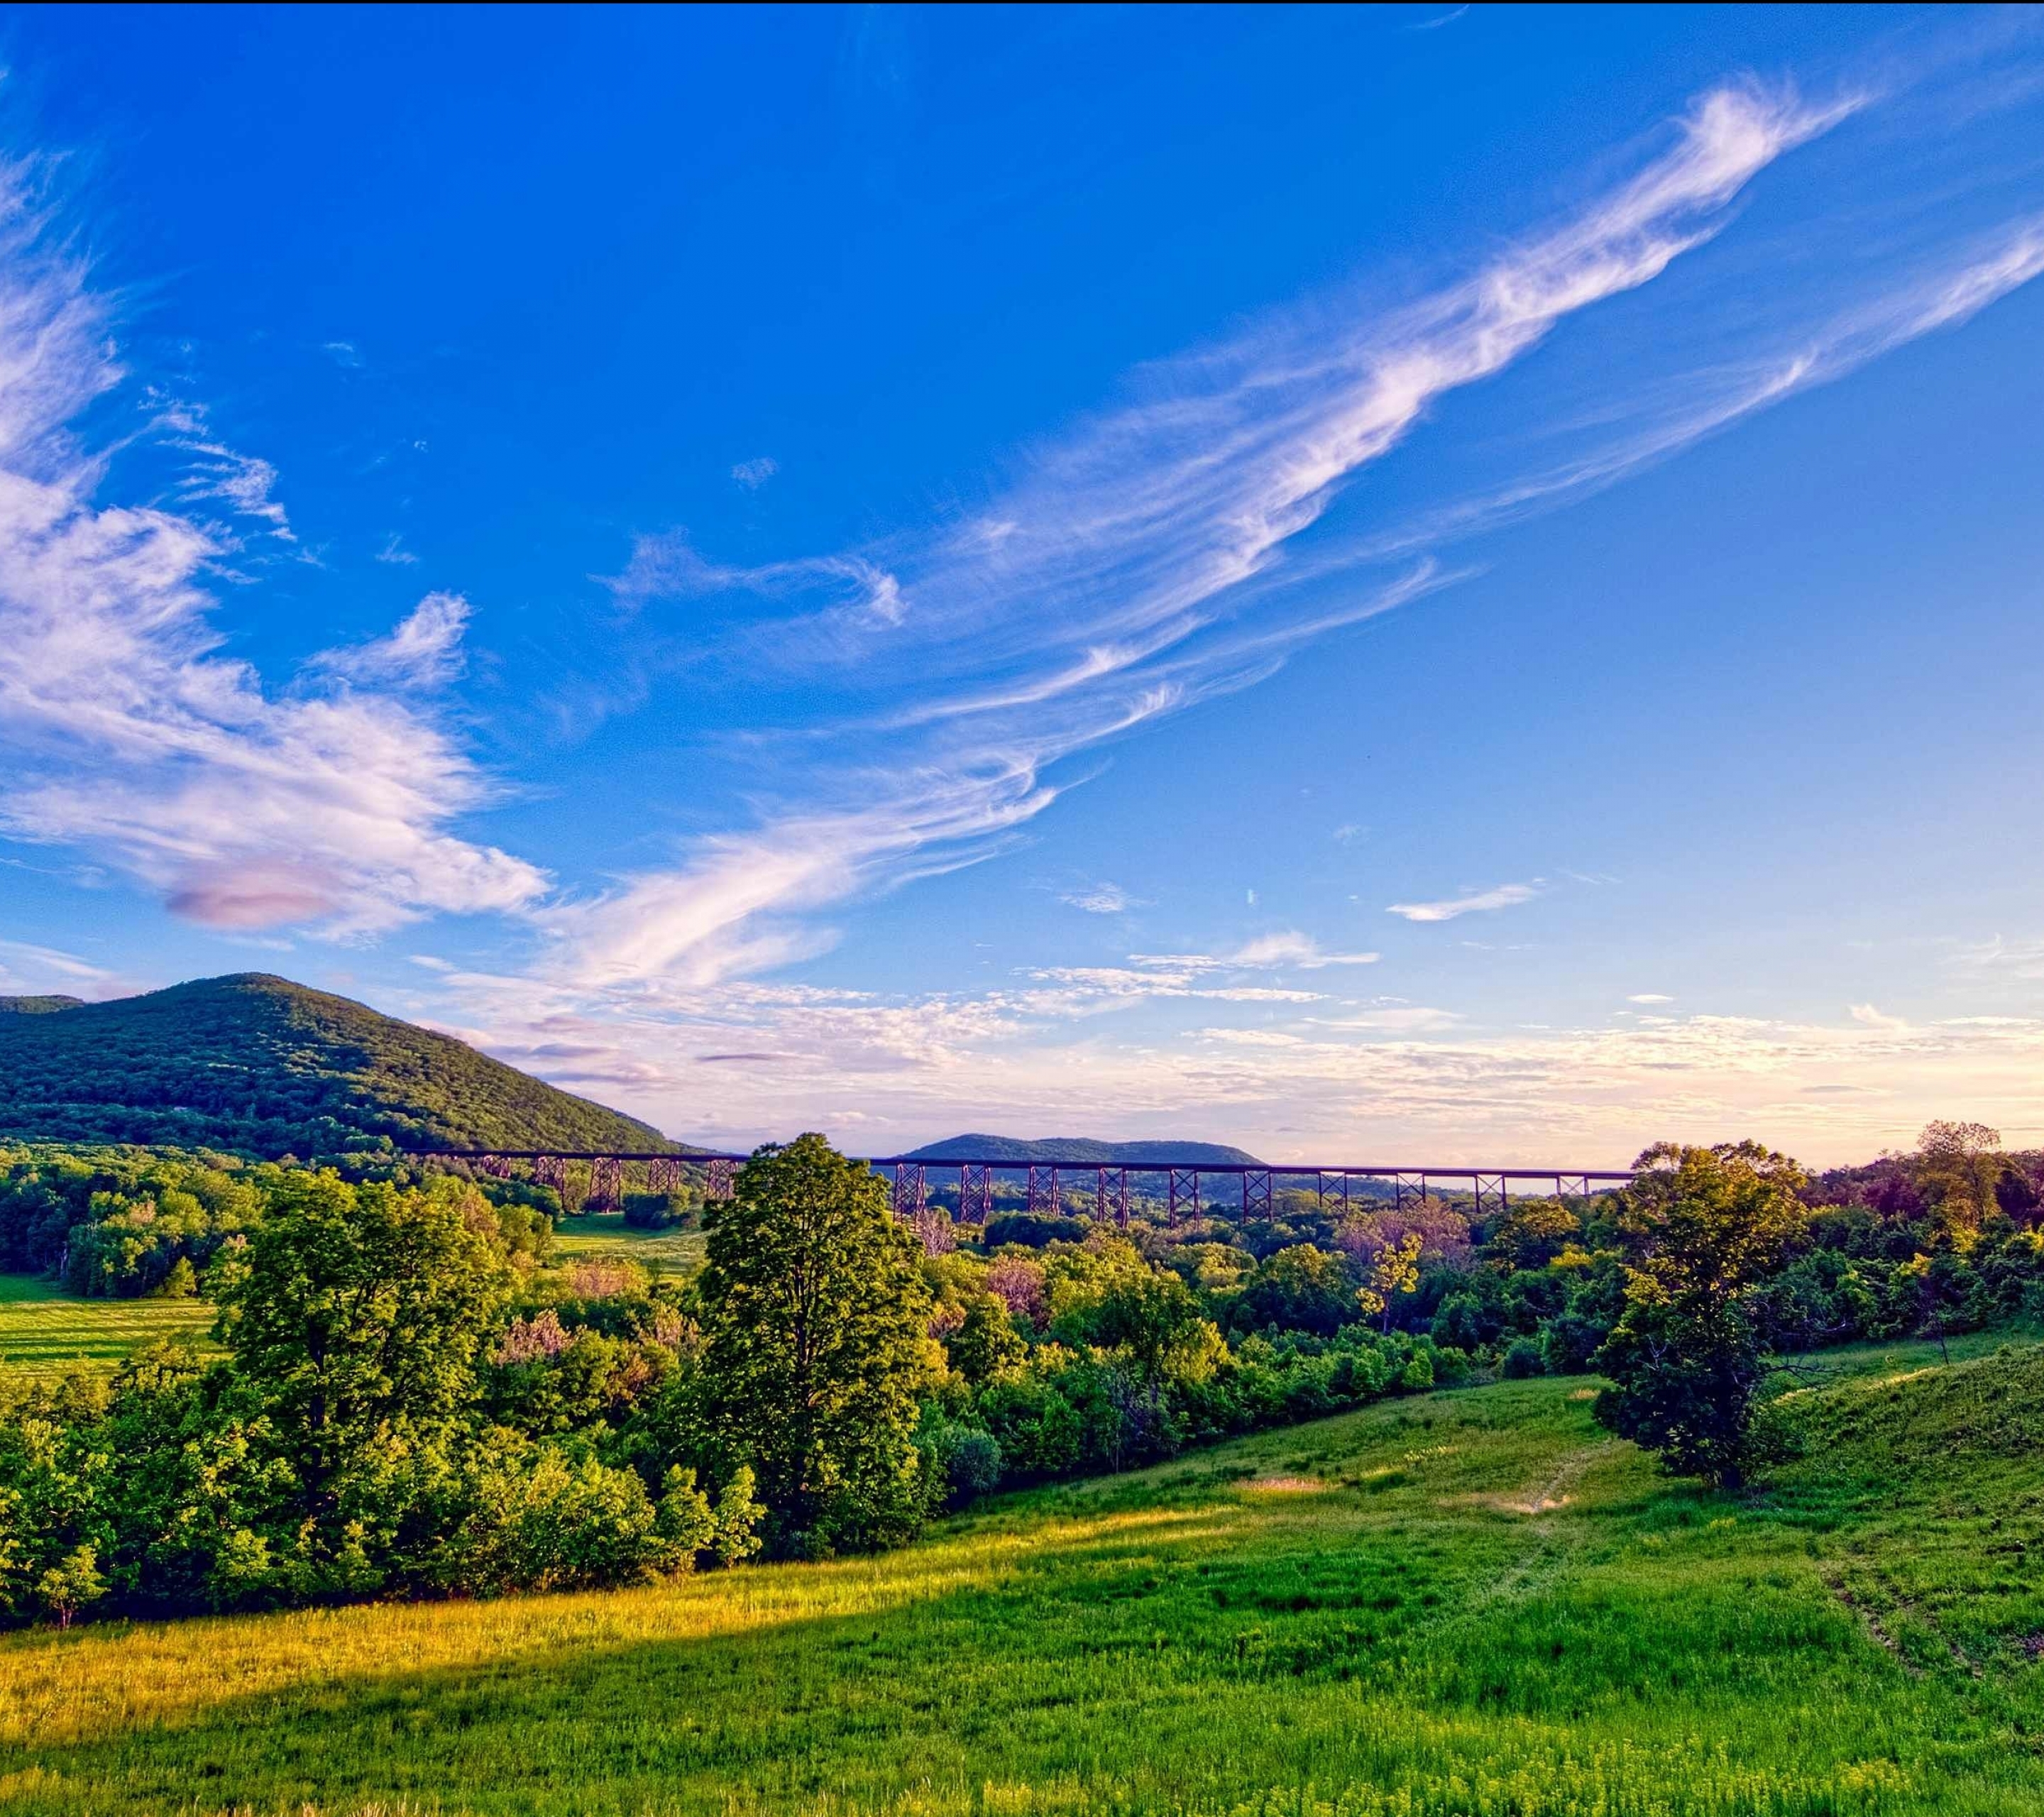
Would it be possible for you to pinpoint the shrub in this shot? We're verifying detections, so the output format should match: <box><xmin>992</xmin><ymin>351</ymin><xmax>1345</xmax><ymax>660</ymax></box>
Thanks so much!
<box><xmin>1502</xmin><ymin>1337</ymin><xmax>1546</xmax><ymax>1378</ymax></box>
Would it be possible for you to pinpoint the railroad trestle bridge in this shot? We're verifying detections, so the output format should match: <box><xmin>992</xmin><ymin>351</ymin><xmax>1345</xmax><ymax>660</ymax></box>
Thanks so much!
<box><xmin>421</xmin><ymin>1149</ymin><xmax>1634</xmax><ymax>1226</ymax></box>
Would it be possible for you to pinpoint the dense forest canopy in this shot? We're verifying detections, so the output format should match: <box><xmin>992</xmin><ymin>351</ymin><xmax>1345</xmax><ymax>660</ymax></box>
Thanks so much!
<box><xmin>0</xmin><ymin>974</ymin><xmax>683</xmax><ymax>1158</ymax></box>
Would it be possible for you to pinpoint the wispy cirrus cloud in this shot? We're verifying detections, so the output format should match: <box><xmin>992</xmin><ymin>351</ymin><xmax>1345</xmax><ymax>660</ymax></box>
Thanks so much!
<box><xmin>148</xmin><ymin>395</ymin><xmax>295</xmax><ymax>543</ymax></box>
<box><xmin>309</xmin><ymin>592</ymin><xmax>472</xmax><ymax>691</ymax></box>
<box><xmin>1387</xmin><ymin>882</ymin><xmax>1541</xmax><ymax>923</ymax></box>
<box><xmin>569</xmin><ymin>82</ymin><xmax>1858</xmax><ymax>989</ymax></box>
<box><xmin>0</xmin><ymin>165</ymin><xmax>544</xmax><ymax>936</ymax></box>
<box><xmin>1060</xmin><ymin>881</ymin><xmax>1140</xmax><ymax>914</ymax></box>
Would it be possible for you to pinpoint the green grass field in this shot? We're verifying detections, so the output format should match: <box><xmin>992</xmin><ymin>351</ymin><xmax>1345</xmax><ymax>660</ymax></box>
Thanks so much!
<box><xmin>0</xmin><ymin>1330</ymin><xmax>2038</xmax><ymax>1817</ymax></box>
<box><xmin>0</xmin><ymin>1274</ymin><xmax>216</xmax><ymax>1376</ymax></box>
<box><xmin>551</xmin><ymin>1213</ymin><xmax>705</xmax><ymax>1275</ymax></box>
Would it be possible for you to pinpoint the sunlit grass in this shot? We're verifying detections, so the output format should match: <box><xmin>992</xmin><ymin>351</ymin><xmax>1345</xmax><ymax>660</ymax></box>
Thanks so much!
<box><xmin>550</xmin><ymin>1214</ymin><xmax>704</xmax><ymax>1275</ymax></box>
<box><xmin>0</xmin><ymin>1273</ymin><xmax>216</xmax><ymax>1376</ymax></box>
<box><xmin>0</xmin><ymin>1332</ymin><xmax>2038</xmax><ymax>1815</ymax></box>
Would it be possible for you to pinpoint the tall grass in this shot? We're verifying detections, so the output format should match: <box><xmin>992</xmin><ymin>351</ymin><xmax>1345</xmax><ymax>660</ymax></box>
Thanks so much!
<box><xmin>0</xmin><ymin>1332</ymin><xmax>2038</xmax><ymax>1815</ymax></box>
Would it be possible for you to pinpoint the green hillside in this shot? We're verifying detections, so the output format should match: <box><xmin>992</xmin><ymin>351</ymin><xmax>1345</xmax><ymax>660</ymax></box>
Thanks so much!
<box><xmin>0</xmin><ymin>973</ymin><xmax>681</xmax><ymax>1158</ymax></box>
<box><xmin>0</xmin><ymin>1334</ymin><xmax>2036</xmax><ymax>1815</ymax></box>
<box><xmin>906</xmin><ymin>1132</ymin><xmax>1263</xmax><ymax>1165</ymax></box>
<box><xmin>0</xmin><ymin>997</ymin><xmax>84</xmax><ymax>1016</ymax></box>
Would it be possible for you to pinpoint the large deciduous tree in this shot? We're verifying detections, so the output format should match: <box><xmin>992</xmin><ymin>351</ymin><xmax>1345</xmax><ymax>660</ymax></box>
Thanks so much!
<box><xmin>696</xmin><ymin>1135</ymin><xmax>938</xmax><ymax>1557</ymax></box>
<box><xmin>219</xmin><ymin>1172</ymin><xmax>512</xmax><ymax>1554</ymax></box>
<box><xmin>1593</xmin><ymin>1141</ymin><xmax>1808</xmax><ymax>1486</ymax></box>
<box><xmin>1913</xmin><ymin>1119</ymin><xmax>2004</xmax><ymax>1242</ymax></box>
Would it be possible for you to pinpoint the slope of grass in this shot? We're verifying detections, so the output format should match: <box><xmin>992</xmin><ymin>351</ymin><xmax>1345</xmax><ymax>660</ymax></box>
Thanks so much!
<box><xmin>0</xmin><ymin>973</ymin><xmax>684</xmax><ymax>1157</ymax></box>
<box><xmin>0</xmin><ymin>1274</ymin><xmax>217</xmax><ymax>1376</ymax></box>
<box><xmin>0</xmin><ymin>1334</ymin><xmax>2039</xmax><ymax>1816</ymax></box>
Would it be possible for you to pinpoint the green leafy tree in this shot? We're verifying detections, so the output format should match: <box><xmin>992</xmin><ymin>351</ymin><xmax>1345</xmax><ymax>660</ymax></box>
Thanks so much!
<box><xmin>1233</xmin><ymin>1244</ymin><xmax>1356</xmax><ymax>1336</ymax></box>
<box><xmin>947</xmin><ymin>1292</ymin><xmax>1027</xmax><ymax>1385</ymax></box>
<box><xmin>696</xmin><ymin>1135</ymin><xmax>938</xmax><ymax>1557</ymax></box>
<box><xmin>219</xmin><ymin>1172</ymin><xmax>512</xmax><ymax>1561</ymax></box>
<box><xmin>36</xmin><ymin>1543</ymin><xmax>106</xmax><ymax>1629</ymax></box>
<box><xmin>1485</xmin><ymin>1200</ymin><xmax>1582</xmax><ymax>1271</ymax></box>
<box><xmin>1913</xmin><ymin>1120</ymin><xmax>2003</xmax><ymax>1242</ymax></box>
<box><xmin>1594</xmin><ymin>1141</ymin><xmax>1808</xmax><ymax>1485</ymax></box>
<box><xmin>1357</xmin><ymin>1230</ymin><xmax>1423</xmax><ymax>1332</ymax></box>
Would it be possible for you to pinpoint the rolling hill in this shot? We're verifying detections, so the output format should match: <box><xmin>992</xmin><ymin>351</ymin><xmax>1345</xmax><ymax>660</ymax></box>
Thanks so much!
<box><xmin>0</xmin><ymin>973</ymin><xmax>682</xmax><ymax>1158</ymax></box>
<box><xmin>0</xmin><ymin>996</ymin><xmax>86</xmax><ymax>1015</ymax></box>
<box><xmin>904</xmin><ymin>1132</ymin><xmax>1263</xmax><ymax>1165</ymax></box>
<box><xmin>1</xmin><ymin>1329</ymin><xmax>2034</xmax><ymax>1813</ymax></box>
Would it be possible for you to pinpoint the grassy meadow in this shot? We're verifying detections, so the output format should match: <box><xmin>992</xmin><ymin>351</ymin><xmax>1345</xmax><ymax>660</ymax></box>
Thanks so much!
<box><xmin>0</xmin><ymin>1273</ymin><xmax>216</xmax><ymax>1376</ymax></box>
<box><xmin>550</xmin><ymin>1212</ymin><xmax>705</xmax><ymax>1276</ymax></box>
<box><xmin>0</xmin><ymin>1331</ymin><xmax>2038</xmax><ymax>1817</ymax></box>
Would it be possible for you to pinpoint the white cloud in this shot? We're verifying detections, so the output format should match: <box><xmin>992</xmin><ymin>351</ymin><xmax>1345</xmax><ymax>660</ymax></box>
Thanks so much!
<box><xmin>1321</xmin><ymin>1006</ymin><xmax>1463</xmax><ymax>1033</ymax></box>
<box><xmin>376</xmin><ymin>533</ymin><xmax>419</xmax><ymax>566</ymax></box>
<box><xmin>0</xmin><ymin>176</ymin><xmax>544</xmax><ymax>936</ymax></box>
<box><xmin>1060</xmin><ymin>882</ymin><xmax>1139</xmax><ymax>914</ymax></box>
<box><xmin>1849</xmin><ymin>1002</ymin><xmax>1909</xmax><ymax>1030</ymax></box>
<box><xmin>148</xmin><ymin>395</ymin><xmax>295</xmax><ymax>542</ymax></box>
<box><xmin>1331</xmin><ymin>823</ymin><xmax>1361</xmax><ymax>844</ymax></box>
<box><xmin>1628</xmin><ymin>992</ymin><xmax>1674</xmax><ymax>1004</ymax></box>
<box><xmin>0</xmin><ymin>938</ymin><xmax>111</xmax><ymax>984</ymax></box>
<box><xmin>310</xmin><ymin>593</ymin><xmax>472</xmax><ymax>691</ymax></box>
<box><xmin>732</xmin><ymin>456</ymin><xmax>779</xmax><ymax>490</ymax></box>
<box><xmin>1387</xmin><ymin>882</ymin><xmax>1540</xmax><ymax>923</ymax></box>
<box><xmin>424</xmin><ymin>967</ymin><xmax>2044</xmax><ymax>1166</ymax></box>
<box><xmin>1947</xmin><ymin>935</ymin><xmax>2044</xmax><ymax>981</ymax></box>
<box><xmin>1226</xmin><ymin>932</ymin><xmax>1380</xmax><ymax>970</ymax></box>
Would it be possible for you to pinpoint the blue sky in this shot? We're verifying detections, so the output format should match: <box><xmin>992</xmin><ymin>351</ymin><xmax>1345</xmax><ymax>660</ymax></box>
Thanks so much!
<box><xmin>2</xmin><ymin>5</ymin><xmax>2043</xmax><ymax>1165</ymax></box>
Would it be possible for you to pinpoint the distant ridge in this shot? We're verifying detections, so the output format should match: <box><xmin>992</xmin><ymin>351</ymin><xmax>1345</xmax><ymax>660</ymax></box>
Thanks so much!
<box><xmin>903</xmin><ymin>1133</ymin><xmax>1263</xmax><ymax>1167</ymax></box>
<box><xmin>0</xmin><ymin>972</ymin><xmax>684</xmax><ymax>1159</ymax></box>
<box><xmin>0</xmin><ymin>996</ymin><xmax>85</xmax><ymax>1016</ymax></box>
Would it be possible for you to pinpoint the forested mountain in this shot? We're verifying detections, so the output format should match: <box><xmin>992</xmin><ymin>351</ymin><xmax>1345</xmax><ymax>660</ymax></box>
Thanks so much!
<box><xmin>0</xmin><ymin>997</ymin><xmax>85</xmax><ymax>1015</ymax></box>
<box><xmin>904</xmin><ymin>1133</ymin><xmax>1263</xmax><ymax>1166</ymax></box>
<box><xmin>0</xmin><ymin>973</ymin><xmax>680</xmax><ymax>1158</ymax></box>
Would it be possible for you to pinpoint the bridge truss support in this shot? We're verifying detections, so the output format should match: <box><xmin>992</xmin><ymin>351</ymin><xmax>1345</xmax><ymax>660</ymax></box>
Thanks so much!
<box><xmin>534</xmin><ymin>1155</ymin><xmax>568</xmax><ymax>1200</ymax></box>
<box><xmin>586</xmin><ymin>1155</ymin><xmax>624</xmax><ymax>1212</ymax></box>
<box><xmin>958</xmin><ymin>1163</ymin><xmax>993</xmax><ymax>1224</ymax></box>
<box><xmin>1027</xmin><ymin>1165</ymin><xmax>1060</xmax><ymax>1217</ymax></box>
<box><xmin>1473</xmin><ymin>1173</ymin><xmax>1510</xmax><ymax>1219</ymax></box>
<box><xmin>646</xmin><ymin>1157</ymin><xmax>685</xmax><ymax>1193</ymax></box>
<box><xmin>1096</xmin><ymin>1167</ymin><xmax>1130</xmax><ymax>1227</ymax></box>
<box><xmin>1167</xmin><ymin>1168</ymin><xmax>1199</xmax><ymax>1227</ymax></box>
<box><xmin>1243</xmin><ymin>1167</ymin><xmax>1273</xmax><ymax>1226</ymax></box>
<box><xmin>703</xmin><ymin>1158</ymin><xmax>737</xmax><ymax>1202</ymax></box>
<box><xmin>892</xmin><ymin>1163</ymin><xmax>928</xmax><ymax>1219</ymax></box>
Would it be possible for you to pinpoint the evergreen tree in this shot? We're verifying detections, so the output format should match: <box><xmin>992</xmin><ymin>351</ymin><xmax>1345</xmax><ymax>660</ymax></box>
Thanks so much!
<box><xmin>696</xmin><ymin>1135</ymin><xmax>937</xmax><ymax>1556</ymax></box>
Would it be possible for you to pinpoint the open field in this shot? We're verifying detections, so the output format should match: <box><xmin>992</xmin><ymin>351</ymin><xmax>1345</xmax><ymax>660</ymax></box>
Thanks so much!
<box><xmin>0</xmin><ymin>1331</ymin><xmax>2038</xmax><ymax>1816</ymax></box>
<box><xmin>551</xmin><ymin>1213</ymin><xmax>705</xmax><ymax>1276</ymax></box>
<box><xmin>0</xmin><ymin>1274</ymin><xmax>216</xmax><ymax>1376</ymax></box>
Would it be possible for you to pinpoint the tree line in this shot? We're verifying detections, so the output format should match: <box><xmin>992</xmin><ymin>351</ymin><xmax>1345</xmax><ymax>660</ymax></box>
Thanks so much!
<box><xmin>1</xmin><ymin>1121</ymin><xmax>2039</xmax><ymax>1625</ymax></box>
